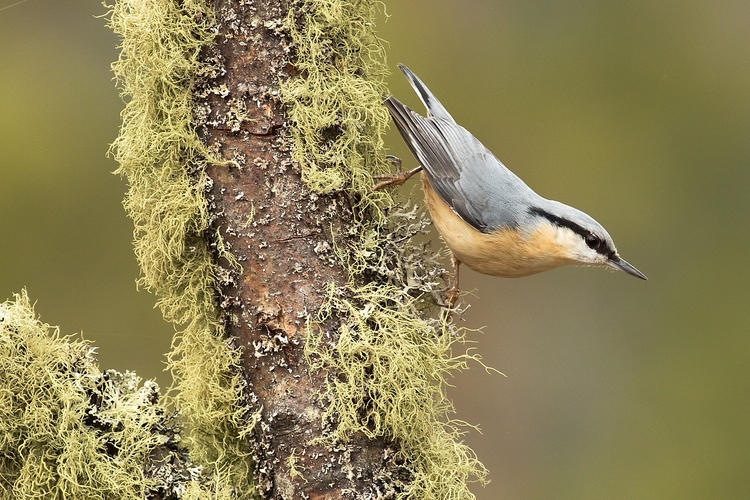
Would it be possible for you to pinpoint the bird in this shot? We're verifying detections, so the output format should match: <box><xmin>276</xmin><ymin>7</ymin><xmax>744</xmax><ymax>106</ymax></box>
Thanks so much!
<box><xmin>376</xmin><ymin>64</ymin><xmax>647</xmax><ymax>306</ymax></box>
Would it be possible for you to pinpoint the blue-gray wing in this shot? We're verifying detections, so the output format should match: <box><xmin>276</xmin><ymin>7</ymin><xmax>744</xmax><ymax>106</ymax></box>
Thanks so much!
<box><xmin>385</xmin><ymin>96</ymin><xmax>534</xmax><ymax>233</ymax></box>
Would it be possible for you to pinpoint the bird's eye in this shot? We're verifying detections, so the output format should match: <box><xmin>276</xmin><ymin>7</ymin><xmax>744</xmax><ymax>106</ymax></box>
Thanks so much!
<box><xmin>585</xmin><ymin>234</ymin><xmax>601</xmax><ymax>251</ymax></box>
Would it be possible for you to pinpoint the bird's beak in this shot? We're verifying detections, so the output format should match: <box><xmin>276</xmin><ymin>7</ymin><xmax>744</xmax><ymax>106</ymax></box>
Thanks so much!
<box><xmin>608</xmin><ymin>256</ymin><xmax>648</xmax><ymax>280</ymax></box>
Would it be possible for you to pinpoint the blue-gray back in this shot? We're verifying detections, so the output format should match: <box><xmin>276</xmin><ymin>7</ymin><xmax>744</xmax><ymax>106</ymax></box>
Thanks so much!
<box><xmin>386</xmin><ymin>65</ymin><xmax>541</xmax><ymax>232</ymax></box>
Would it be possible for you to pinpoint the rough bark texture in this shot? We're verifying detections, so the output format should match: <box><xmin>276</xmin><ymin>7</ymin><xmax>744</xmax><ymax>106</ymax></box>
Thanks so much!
<box><xmin>198</xmin><ymin>1</ymin><xmax>400</xmax><ymax>497</ymax></box>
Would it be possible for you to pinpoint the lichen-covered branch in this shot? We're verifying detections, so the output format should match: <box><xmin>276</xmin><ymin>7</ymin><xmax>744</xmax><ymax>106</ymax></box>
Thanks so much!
<box><xmin>198</xmin><ymin>0</ymin><xmax>487</xmax><ymax>498</ymax></box>
<box><xmin>197</xmin><ymin>0</ymin><xmax>404</xmax><ymax>495</ymax></box>
<box><xmin>106</xmin><ymin>0</ymin><xmax>488</xmax><ymax>497</ymax></box>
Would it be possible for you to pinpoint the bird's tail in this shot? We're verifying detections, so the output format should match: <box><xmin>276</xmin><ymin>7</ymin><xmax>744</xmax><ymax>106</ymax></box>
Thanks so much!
<box><xmin>397</xmin><ymin>63</ymin><xmax>455</xmax><ymax>122</ymax></box>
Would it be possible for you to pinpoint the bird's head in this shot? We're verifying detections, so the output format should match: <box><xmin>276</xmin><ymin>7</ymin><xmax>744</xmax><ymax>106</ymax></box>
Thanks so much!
<box><xmin>527</xmin><ymin>201</ymin><xmax>647</xmax><ymax>280</ymax></box>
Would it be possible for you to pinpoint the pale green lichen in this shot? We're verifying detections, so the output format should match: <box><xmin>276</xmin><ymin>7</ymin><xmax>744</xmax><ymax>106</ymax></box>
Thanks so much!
<box><xmin>286</xmin><ymin>449</ymin><xmax>307</xmax><ymax>482</ymax></box>
<box><xmin>107</xmin><ymin>0</ymin><xmax>256</xmax><ymax>497</ymax></box>
<box><xmin>309</xmin><ymin>282</ymin><xmax>488</xmax><ymax>499</ymax></box>
<box><xmin>283</xmin><ymin>1</ymin><xmax>489</xmax><ymax>498</ymax></box>
<box><xmin>280</xmin><ymin>0</ymin><xmax>394</xmax><ymax>216</ymax></box>
<box><xmin>0</xmin><ymin>291</ymin><xmax>195</xmax><ymax>499</ymax></box>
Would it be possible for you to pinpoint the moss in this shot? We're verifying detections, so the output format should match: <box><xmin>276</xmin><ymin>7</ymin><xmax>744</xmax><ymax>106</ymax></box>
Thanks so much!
<box><xmin>106</xmin><ymin>0</ymin><xmax>256</xmax><ymax>497</ymax></box>
<box><xmin>0</xmin><ymin>291</ymin><xmax>193</xmax><ymax>499</ymax></box>
<box><xmin>283</xmin><ymin>1</ymin><xmax>489</xmax><ymax>498</ymax></box>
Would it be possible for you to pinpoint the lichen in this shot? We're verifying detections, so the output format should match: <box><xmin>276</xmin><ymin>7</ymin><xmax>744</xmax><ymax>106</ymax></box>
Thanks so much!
<box><xmin>309</xmin><ymin>283</ymin><xmax>488</xmax><ymax>498</ymax></box>
<box><xmin>0</xmin><ymin>291</ymin><xmax>196</xmax><ymax>499</ymax></box>
<box><xmin>280</xmin><ymin>0</ymin><xmax>394</xmax><ymax>217</ymax></box>
<box><xmin>106</xmin><ymin>0</ymin><xmax>256</xmax><ymax>497</ymax></box>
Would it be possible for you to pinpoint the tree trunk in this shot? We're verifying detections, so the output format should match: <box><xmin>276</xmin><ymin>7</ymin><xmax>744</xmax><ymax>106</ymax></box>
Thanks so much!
<box><xmin>198</xmin><ymin>0</ymin><xmax>400</xmax><ymax>497</ymax></box>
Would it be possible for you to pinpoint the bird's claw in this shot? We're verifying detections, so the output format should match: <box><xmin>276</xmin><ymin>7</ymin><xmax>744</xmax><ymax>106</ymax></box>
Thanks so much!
<box><xmin>371</xmin><ymin>172</ymin><xmax>413</xmax><ymax>191</ymax></box>
<box><xmin>371</xmin><ymin>156</ymin><xmax>422</xmax><ymax>191</ymax></box>
<box><xmin>443</xmin><ymin>286</ymin><xmax>460</xmax><ymax>309</ymax></box>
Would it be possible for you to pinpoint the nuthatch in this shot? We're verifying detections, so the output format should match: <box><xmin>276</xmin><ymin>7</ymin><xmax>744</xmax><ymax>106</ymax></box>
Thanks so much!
<box><xmin>377</xmin><ymin>64</ymin><xmax>646</xmax><ymax>304</ymax></box>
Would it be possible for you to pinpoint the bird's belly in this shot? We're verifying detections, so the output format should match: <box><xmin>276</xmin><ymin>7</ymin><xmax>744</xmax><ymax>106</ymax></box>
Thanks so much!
<box><xmin>422</xmin><ymin>176</ymin><xmax>573</xmax><ymax>277</ymax></box>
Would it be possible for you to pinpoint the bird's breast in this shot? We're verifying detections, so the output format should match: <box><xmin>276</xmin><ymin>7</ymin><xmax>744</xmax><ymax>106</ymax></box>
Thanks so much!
<box><xmin>422</xmin><ymin>175</ymin><xmax>575</xmax><ymax>277</ymax></box>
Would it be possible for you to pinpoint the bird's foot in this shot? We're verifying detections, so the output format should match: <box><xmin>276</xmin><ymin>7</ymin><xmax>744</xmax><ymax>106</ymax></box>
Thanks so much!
<box><xmin>443</xmin><ymin>286</ymin><xmax>460</xmax><ymax>309</ymax></box>
<box><xmin>371</xmin><ymin>156</ymin><xmax>422</xmax><ymax>191</ymax></box>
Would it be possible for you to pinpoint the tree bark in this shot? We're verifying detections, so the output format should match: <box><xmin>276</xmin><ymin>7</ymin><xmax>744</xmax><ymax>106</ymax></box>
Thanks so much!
<box><xmin>198</xmin><ymin>1</ymin><xmax>400</xmax><ymax>497</ymax></box>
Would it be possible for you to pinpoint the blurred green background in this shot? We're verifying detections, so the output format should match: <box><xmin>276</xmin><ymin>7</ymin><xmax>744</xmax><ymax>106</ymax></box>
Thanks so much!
<box><xmin>1</xmin><ymin>1</ymin><xmax>748</xmax><ymax>498</ymax></box>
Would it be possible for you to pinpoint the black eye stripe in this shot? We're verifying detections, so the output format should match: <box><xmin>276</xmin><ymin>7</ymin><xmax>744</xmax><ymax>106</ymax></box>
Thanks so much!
<box><xmin>529</xmin><ymin>207</ymin><xmax>613</xmax><ymax>257</ymax></box>
<box><xmin>528</xmin><ymin>207</ymin><xmax>588</xmax><ymax>240</ymax></box>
